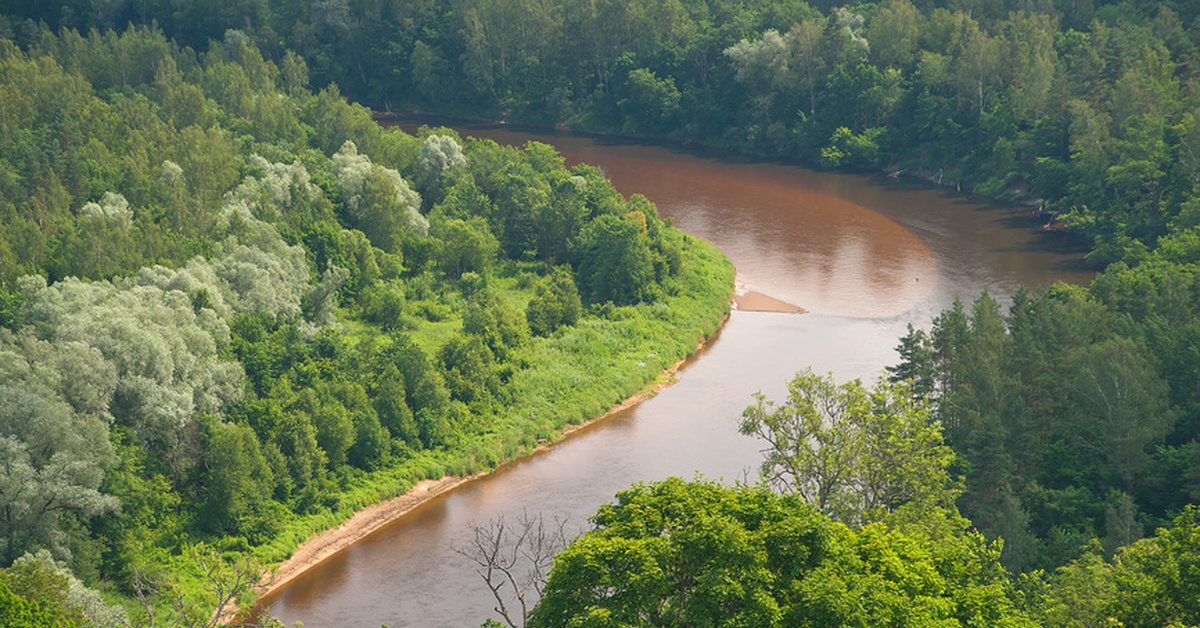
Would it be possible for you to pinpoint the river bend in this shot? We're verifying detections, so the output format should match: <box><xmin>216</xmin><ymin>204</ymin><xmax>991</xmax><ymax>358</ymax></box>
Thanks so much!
<box><xmin>259</xmin><ymin>123</ymin><xmax>1089</xmax><ymax>627</ymax></box>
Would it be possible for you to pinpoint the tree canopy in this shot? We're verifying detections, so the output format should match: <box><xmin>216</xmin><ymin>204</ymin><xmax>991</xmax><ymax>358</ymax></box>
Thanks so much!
<box><xmin>741</xmin><ymin>370</ymin><xmax>959</xmax><ymax>527</ymax></box>
<box><xmin>531</xmin><ymin>478</ymin><xmax>1035</xmax><ymax>628</ymax></box>
<box><xmin>0</xmin><ymin>21</ymin><xmax>734</xmax><ymax>622</ymax></box>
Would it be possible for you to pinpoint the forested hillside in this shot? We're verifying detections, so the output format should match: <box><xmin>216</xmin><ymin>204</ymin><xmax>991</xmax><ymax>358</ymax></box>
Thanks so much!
<box><xmin>0</xmin><ymin>24</ymin><xmax>731</xmax><ymax>626</ymax></box>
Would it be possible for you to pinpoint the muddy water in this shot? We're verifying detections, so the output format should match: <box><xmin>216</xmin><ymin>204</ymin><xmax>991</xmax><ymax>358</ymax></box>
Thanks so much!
<box><xmin>258</xmin><ymin>123</ymin><xmax>1090</xmax><ymax>627</ymax></box>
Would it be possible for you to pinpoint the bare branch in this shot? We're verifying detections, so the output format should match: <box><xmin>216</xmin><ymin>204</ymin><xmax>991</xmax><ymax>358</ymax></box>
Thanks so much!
<box><xmin>456</xmin><ymin>511</ymin><xmax>574</xmax><ymax>628</ymax></box>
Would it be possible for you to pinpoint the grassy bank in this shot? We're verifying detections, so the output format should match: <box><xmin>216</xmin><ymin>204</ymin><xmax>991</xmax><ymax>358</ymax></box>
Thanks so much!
<box><xmin>246</xmin><ymin>234</ymin><xmax>732</xmax><ymax>595</ymax></box>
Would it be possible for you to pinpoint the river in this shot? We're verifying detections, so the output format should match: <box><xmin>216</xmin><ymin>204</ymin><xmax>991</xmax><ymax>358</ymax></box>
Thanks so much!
<box><xmin>258</xmin><ymin>122</ymin><xmax>1090</xmax><ymax>627</ymax></box>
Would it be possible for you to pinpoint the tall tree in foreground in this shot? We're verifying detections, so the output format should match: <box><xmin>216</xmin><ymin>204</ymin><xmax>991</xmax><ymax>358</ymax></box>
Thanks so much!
<box><xmin>739</xmin><ymin>369</ymin><xmax>958</xmax><ymax>526</ymax></box>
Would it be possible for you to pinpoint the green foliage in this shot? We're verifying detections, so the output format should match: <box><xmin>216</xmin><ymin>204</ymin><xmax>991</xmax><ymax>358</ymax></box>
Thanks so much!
<box><xmin>572</xmin><ymin>214</ymin><xmax>656</xmax><ymax>306</ymax></box>
<box><xmin>439</xmin><ymin>333</ymin><xmax>503</xmax><ymax>406</ymax></box>
<box><xmin>0</xmin><ymin>15</ymin><xmax>730</xmax><ymax>622</ymax></box>
<box><xmin>1040</xmin><ymin>541</ymin><xmax>1116</xmax><ymax>628</ymax></box>
<box><xmin>378</xmin><ymin>334</ymin><xmax>452</xmax><ymax>449</ymax></box>
<box><xmin>418</xmin><ymin>133</ymin><xmax>467</xmax><ymax>203</ymax></box>
<box><xmin>527</xmin><ymin>266</ymin><xmax>582</xmax><ymax>337</ymax></box>
<box><xmin>618</xmin><ymin>68</ymin><xmax>681</xmax><ymax>133</ymax></box>
<box><xmin>429</xmin><ymin>214</ymin><xmax>500</xmax><ymax>278</ymax></box>
<box><xmin>0</xmin><ymin>331</ymin><xmax>119</xmax><ymax>566</ymax></box>
<box><xmin>0</xmin><ymin>580</ymin><xmax>70</xmax><ymax>628</ymax></box>
<box><xmin>1106</xmin><ymin>506</ymin><xmax>1200</xmax><ymax>627</ymax></box>
<box><xmin>820</xmin><ymin>126</ymin><xmax>883</xmax><ymax>168</ymax></box>
<box><xmin>361</xmin><ymin>281</ymin><xmax>412</xmax><ymax>331</ymax></box>
<box><xmin>531</xmin><ymin>479</ymin><xmax>1035</xmax><ymax>628</ymax></box>
<box><xmin>462</xmin><ymin>289</ymin><xmax>529</xmax><ymax>360</ymax></box>
<box><xmin>7</xmin><ymin>2</ymin><xmax>1199</xmax><ymax>619</ymax></box>
<box><xmin>0</xmin><ymin>551</ymin><xmax>126</xmax><ymax>627</ymax></box>
<box><xmin>898</xmin><ymin>276</ymin><xmax>1200</xmax><ymax>573</ymax></box>
<box><xmin>741</xmin><ymin>369</ymin><xmax>959</xmax><ymax>526</ymax></box>
<box><xmin>198</xmin><ymin>418</ymin><xmax>276</xmax><ymax>540</ymax></box>
<box><xmin>1044</xmin><ymin>508</ymin><xmax>1200</xmax><ymax>627</ymax></box>
<box><xmin>0</xmin><ymin>568</ymin><xmax>82</xmax><ymax>628</ymax></box>
<box><xmin>331</xmin><ymin>140</ymin><xmax>428</xmax><ymax>252</ymax></box>
<box><xmin>886</xmin><ymin>323</ymin><xmax>936</xmax><ymax>398</ymax></box>
<box><xmin>372</xmin><ymin>364</ymin><xmax>418</xmax><ymax>448</ymax></box>
<box><xmin>11</xmin><ymin>0</ymin><xmax>1200</xmax><ymax>254</ymax></box>
<box><xmin>92</xmin><ymin>427</ymin><xmax>179</xmax><ymax>586</ymax></box>
<box><xmin>1071</xmin><ymin>337</ymin><xmax>1171</xmax><ymax>490</ymax></box>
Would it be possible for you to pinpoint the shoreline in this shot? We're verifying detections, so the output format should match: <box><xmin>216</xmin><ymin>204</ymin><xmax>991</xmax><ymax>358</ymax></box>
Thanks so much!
<box><xmin>254</xmin><ymin>311</ymin><xmax>733</xmax><ymax>602</ymax></box>
<box><xmin>380</xmin><ymin>109</ymin><xmax>1079</xmax><ymax>228</ymax></box>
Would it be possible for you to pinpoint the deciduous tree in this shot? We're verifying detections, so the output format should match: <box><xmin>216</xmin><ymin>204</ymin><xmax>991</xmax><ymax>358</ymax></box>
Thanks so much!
<box><xmin>740</xmin><ymin>369</ymin><xmax>958</xmax><ymax>526</ymax></box>
<box><xmin>530</xmin><ymin>479</ymin><xmax>1033</xmax><ymax>628</ymax></box>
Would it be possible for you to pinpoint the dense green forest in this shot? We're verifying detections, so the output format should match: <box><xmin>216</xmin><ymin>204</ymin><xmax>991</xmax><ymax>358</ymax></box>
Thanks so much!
<box><xmin>3</xmin><ymin>0</ymin><xmax>1200</xmax><ymax>626</ymax></box>
<box><xmin>5</xmin><ymin>0</ymin><xmax>1198</xmax><ymax>265</ymax></box>
<box><xmin>0</xmin><ymin>20</ymin><xmax>732</xmax><ymax>627</ymax></box>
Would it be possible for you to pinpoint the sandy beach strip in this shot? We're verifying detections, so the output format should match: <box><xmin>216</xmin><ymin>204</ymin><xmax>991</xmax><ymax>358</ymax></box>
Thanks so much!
<box><xmin>255</xmin><ymin>312</ymin><xmax>732</xmax><ymax>600</ymax></box>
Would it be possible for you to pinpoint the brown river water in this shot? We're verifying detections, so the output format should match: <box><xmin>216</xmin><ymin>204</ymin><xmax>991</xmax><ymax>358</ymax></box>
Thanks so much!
<box><xmin>257</xmin><ymin>122</ymin><xmax>1090</xmax><ymax>627</ymax></box>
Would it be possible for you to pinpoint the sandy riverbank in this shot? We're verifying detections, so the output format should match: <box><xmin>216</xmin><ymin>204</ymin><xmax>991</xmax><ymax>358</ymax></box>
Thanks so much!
<box><xmin>255</xmin><ymin>312</ymin><xmax>737</xmax><ymax>601</ymax></box>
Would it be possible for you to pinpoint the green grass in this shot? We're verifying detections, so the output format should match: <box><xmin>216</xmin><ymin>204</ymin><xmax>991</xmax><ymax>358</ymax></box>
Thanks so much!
<box><xmin>407</xmin><ymin>318</ymin><xmax>463</xmax><ymax>356</ymax></box>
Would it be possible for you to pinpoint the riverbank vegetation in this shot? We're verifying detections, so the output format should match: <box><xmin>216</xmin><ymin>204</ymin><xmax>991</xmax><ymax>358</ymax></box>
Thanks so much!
<box><xmin>0</xmin><ymin>24</ymin><xmax>731</xmax><ymax>626</ymax></box>
<box><xmin>522</xmin><ymin>369</ymin><xmax>1199</xmax><ymax>627</ymax></box>
<box><xmin>883</xmin><ymin>253</ymin><xmax>1200</xmax><ymax>575</ymax></box>
<box><xmin>4</xmin><ymin>0</ymin><xmax>1200</xmax><ymax>625</ymax></box>
<box><xmin>533</xmin><ymin>478</ymin><xmax>1038</xmax><ymax>627</ymax></box>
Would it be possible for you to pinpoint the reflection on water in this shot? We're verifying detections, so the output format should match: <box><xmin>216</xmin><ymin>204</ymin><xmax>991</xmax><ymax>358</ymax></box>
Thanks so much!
<box><xmin>259</xmin><ymin>121</ymin><xmax>1090</xmax><ymax>627</ymax></box>
<box><xmin>426</xmin><ymin>122</ymin><xmax>1086</xmax><ymax>318</ymax></box>
<box><xmin>495</xmin><ymin>131</ymin><xmax>939</xmax><ymax>318</ymax></box>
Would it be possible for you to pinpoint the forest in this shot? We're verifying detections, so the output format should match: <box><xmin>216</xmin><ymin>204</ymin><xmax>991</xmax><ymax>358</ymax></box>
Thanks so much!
<box><xmin>2</xmin><ymin>0</ymin><xmax>1200</xmax><ymax>626</ymax></box>
<box><xmin>0</xmin><ymin>16</ymin><xmax>733</xmax><ymax>628</ymax></box>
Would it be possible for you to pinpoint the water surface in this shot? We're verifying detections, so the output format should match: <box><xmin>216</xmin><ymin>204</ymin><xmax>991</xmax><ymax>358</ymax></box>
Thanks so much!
<box><xmin>259</xmin><ymin>122</ymin><xmax>1089</xmax><ymax>627</ymax></box>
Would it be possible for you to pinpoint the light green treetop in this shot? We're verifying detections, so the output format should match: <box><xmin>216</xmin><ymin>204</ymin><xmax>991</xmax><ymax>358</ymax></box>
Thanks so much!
<box><xmin>740</xmin><ymin>369</ymin><xmax>959</xmax><ymax>527</ymax></box>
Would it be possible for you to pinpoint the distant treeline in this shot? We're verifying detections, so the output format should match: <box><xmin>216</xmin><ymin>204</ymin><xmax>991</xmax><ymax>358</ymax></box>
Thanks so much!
<box><xmin>0</xmin><ymin>23</ymin><xmax>731</xmax><ymax>626</ymax></box>
<box><xmin>5</xmin><ymin>0</ymin><xmax>1198</xmax><ymax>265</ymax></box>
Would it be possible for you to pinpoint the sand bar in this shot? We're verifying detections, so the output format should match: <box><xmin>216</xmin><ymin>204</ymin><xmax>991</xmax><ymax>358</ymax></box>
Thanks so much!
<box><xmin>733</xmin><ymin>290</ymin><xmax>807</xmax><ymax>314</ymax></box>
